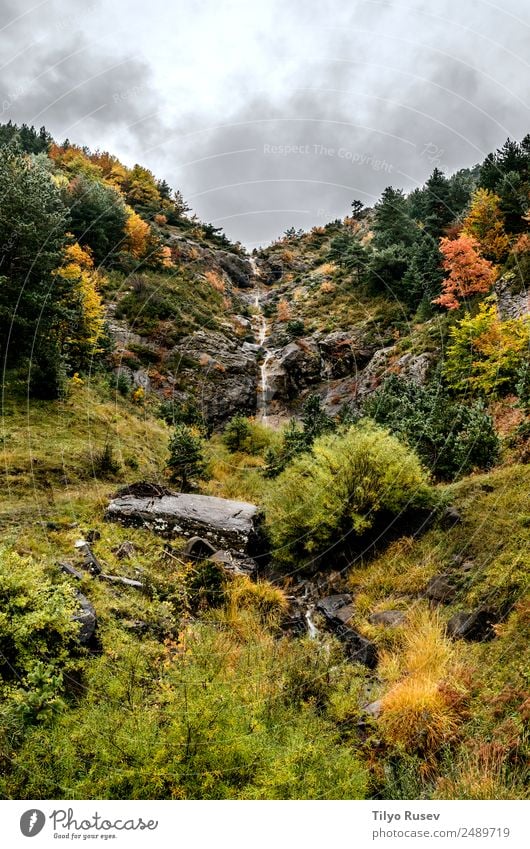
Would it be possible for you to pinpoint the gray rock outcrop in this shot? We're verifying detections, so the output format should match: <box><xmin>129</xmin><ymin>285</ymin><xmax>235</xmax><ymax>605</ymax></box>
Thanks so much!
<box><xmin>105</xmin><ymin>489</ymin><xmax>263</xmax><ymax>554</ymax></box>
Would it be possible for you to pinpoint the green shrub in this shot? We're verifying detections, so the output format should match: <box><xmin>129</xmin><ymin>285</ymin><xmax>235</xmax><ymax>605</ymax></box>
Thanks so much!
<box><xmin>286</xmin><ymin>319</ymin><xmax>305</xmax><ymax>337</ymax></box>
<box><xmin>0</xmin><ymin>624</ymin><xmax>369</xmax><ymax>799</ymax></box>
<box><xmin>264</xmin><ymin>421</ymin><xmax>432</xmax><ymax>565</ymax></box>
<box><xmin>0</xmin><ymin>550</ymin><xmax>78</xmax><ymax>682</ymax></box>
<box><xmin>364</xmin><ymin>375</ymin><xmax>499</xmax><ymax>479</ymax></box>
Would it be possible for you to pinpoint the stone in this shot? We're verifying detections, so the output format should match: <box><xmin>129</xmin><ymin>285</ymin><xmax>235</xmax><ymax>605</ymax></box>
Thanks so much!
<box><xmin>316</xmin><ymin>594</ymin><xmax>353</xmax><ymax>619</ymax></box>
<box><xmin>73</xmin><ymin>591</ymin><xmax>97</xmax><ymax>644</ymax></box>
<box><xmin>447</xmin><ymin>608</ymin><xmax>498</xmax><ymax>642</ymax></box>
<box><xmin>368</xmin><ymin>610</ymin><xmax>406</xmax><ymax>627</ymax></box>
<box><xmin>425</xmin><ymin>574</ymin><xmax>457</xmax><ymax>603</ymax></box>
<box><xmin>105</xmin><ymin>490</ymin><xmax>263</xmax><ymax>554</ymax></box>
<box><xmin>364</xmin><ymin>699</ymin><xmax>382</xmax><ymax>718</ymax></box>
<box><xmin>316</xmin><ymin>594</ymin><xmax>377</xmax><ymax>668</ymax></box>
<box><xmin>171</xmin><ymin>330</ymin><xmax>258</xmax><ymax>424</ymax></box>
<box><xmin>183</xmin><ymin>536</ymin><xmax>217</xmax><ymax>560</ymax></box>
<box><xmin>74</xmin><ymin>540</ymin><xmax>103</xmax><ymax>575</ymax></box>
<box><xmin>440</xmin><ymin>506</ymin><xmax>463</xmax><ymax>528</ymax></box>
<box><xmin>115</xmin><ymin>540</ymin><xmax>136</xmax><ymax>560</ymax></box>
<box><xmin>217</xmin><ymin>252</ymin><xmax>253</xmax><ymax>288</ymax></box>
<box><xmin>208</xmin><ymin>550</ymin><xmax>257</xmax><ymax>576</ymax></box>
<box><xmin>100</xmin><ymin>573</ymin><xmax>144</xmax><ymax>589</ymax></box>
<box><xmin>393</xmin><ymin>351</ymin><xmax>433</xmax><ymax>385</ymax></box>
<box><xmin>86</xmin><ymin>529</ymin><xmax>101</xmax><ymax>543</ymax></box>
<box><xmin>57</xmin><ymin>561</ymin><xmax>84</xmax><ymax>580</ymax></box>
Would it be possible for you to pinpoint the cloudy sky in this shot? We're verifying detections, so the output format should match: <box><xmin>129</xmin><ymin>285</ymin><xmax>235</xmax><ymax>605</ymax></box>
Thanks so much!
<box><xmin>1</xmin><ymin>0</ymin><xmax>529</xmax><ymax>246</ymax></box>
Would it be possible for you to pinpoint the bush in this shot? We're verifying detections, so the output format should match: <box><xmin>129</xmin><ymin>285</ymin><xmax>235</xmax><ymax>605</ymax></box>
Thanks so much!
<box><xmin>0</xmin><ymin>550</ymin><xmax>78</xmax><ymax>680</ymax></box>
<box><xmin>364</xmin><ymin>375</ymin><xmax>499</xmax><ymax>479</ymax></box>
<box><xmin>264</xmin><ymin>421</ymin><xmax>432</xmax><ymax>566</ymax></box>
<box><xmin>286</xmin><ymin>319</ymin><xmax>305</xmax><ymax>337</ymax></box>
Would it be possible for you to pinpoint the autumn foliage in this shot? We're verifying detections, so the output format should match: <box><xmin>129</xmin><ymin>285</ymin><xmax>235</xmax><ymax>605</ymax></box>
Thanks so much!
<box><xmin>462</xmin><ymin>188</ymin><xmax>510</xmax><ymax>262</ymax></box>
<box><xmin>433</xmin><ymin>234</ymin><xmax>497</xmax><ymax>310</ymax></box>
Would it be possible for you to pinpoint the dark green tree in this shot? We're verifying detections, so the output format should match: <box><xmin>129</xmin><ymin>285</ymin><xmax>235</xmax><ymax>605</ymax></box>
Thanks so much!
<box><xmin>223</xmin><ymin>415</ymin><xmax>252</xmax><ymax>452</ymax></box>
<box><xmin>0</xmin><ymin>143</ymin><xmax>70</xmax><ymax>395</ymax></box>
<box><xmin>363</xmin><ymin>375</ymin><xmax>499</xmax><ymax>479</ymax></box>
<box><xmin>401</xmin><ymin>233</ymin><xmax>445</xmax><ymax>307</ymax></box>
<box><xmin>167</xmin><ymin>425</ymin><xmax>207</xmax><ymax>491</ymax></box>
<box><xmin>423</xmin><ymin>167</ymin><xmax>453</xmax><ymax>238</ymax></box>
<box><xmin>327</xmin><ymin>231</ymin><xmax>354</xmax><ymax>267</ymax></box>
<box><xmin>368</xmin><ymin>243</ymin><xmax>411</xmax><ymax>299</ymax></box>
<box><xmin>350</xmin><ymin>199</ymin><xmax>365</xmax><ymax>220</ymax></box>
<box><xmin>66</xmin><ymin>175</ymin><xmax>128</xmax><ymax>265</ymax></box>
<box><xmin>343</xmin><ymin>239</ymin><xmax>370</xmax><ymax>284</ymax></box>
<box><xmin>372</xmin><ymin>187</ymin><xmax>418</xmax><ymax>249</ymax></box>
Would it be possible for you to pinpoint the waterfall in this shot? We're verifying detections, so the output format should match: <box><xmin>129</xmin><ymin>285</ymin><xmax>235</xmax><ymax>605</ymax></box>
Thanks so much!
<box><xmin>250</xmin><ymin>266</ymin><xmax>274</xmax><ymax>424</ymax></box>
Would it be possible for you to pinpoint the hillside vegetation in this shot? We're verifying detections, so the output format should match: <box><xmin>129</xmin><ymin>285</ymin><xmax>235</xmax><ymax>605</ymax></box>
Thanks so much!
<box><xmin>0</xmin><ymin>122</ymin><xmax>528</xmax><ymax>800</ymax></box>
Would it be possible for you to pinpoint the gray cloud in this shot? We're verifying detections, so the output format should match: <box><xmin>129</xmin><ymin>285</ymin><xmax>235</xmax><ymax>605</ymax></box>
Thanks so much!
<box><xmin>1</xmin><ymin>0</ymin><xmax>529</xmax><ymax>245</ymax></box>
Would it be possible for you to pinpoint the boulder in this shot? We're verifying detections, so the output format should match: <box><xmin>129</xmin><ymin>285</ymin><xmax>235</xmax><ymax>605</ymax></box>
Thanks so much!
<box><xmin>105</xmin><ymin>490</ymin><xmax>263</xmax><ymax>554</ymax></box>
<box><xmin>369</xmin><ymin>610</ymin><xmax>406</xmax><ymax>627</ymax></box>
<box><xmin>57</xmin><ymin>561</ymin><xmax>84</xmax><ymax>580</ymax></box>
<box><xmin>316</xmin><ymin>594</ymin><xmax>377</xmax><ymax>668</ymax></box>
<box><xmin>276</xmin><ymin>339</ymin><xmax>321</xmax><ymax>395</ymax></box>
<box><xmin>217</xmin><ymin>252</ymin><xmax>253</xmax><ymax>288</ymax></box>
<box><xmin>73</xmin><ymin>591</ymin><xmax>97</xmax><ymax>644</ymax></box>
<box><xmin>425</xmin><ymin>574</ymin><xmax>457</xmax><ymax>603</ymax></box>
<box><xmin>364</xmin><ymin>699</ymin><xmax>382</xmax><ymax>718</ymax></box>
<box><xmin>440</xmin><ymin>506</ymin><xmax>463</xmax><ymax>528</ymax></box>
<box><xmin>317</xmin><ymin>332</ymin><xmax>374</xmax><ymax>379</ymax></box>
<box><xmin>447</xmin><ymin>608</ymin><xmax>498</xmax><ymax>642</ymax></box>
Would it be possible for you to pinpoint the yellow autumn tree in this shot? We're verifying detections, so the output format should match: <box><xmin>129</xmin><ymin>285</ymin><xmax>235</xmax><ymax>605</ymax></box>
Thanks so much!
<box><xmin>124</xmin><ymin>205</ymin><xmax>151</xmax><ymax>258</ymax></box>
<box><xmin>462</xmin><ymin>188</ymin><xmax>510</xmax><ymax>262</ymax></box>
<box><xmin>55</xmin><ymin>241</ymin><xmax>106</xmax><ymax>368</ymax></box>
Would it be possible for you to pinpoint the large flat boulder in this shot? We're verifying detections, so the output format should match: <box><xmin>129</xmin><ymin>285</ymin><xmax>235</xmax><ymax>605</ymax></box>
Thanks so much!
<box><xmin>105</xmin><ymin>488</ymin><xmax>262</xmax><ymax>554</ymax></box>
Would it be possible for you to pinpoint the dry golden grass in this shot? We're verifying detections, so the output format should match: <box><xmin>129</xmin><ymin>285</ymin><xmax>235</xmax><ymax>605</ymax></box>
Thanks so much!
<box><xmin>378</xmin><ymin>609</ymin><xmax>468</xmax><ymax>756</ymax></box>
<box><xmin>227</xmin><ymin>575</ymin><xmax>288</xmax><ymax>626</ymax></box>
<box><xmin>379</xmin><ymin>676</ymin><xmax>459</xmax><ymax>754</ymax></box>
<box><xmin>204</xmin><ymin>269</ymin><xmax>225</xmax><ymax>292</ymax></box>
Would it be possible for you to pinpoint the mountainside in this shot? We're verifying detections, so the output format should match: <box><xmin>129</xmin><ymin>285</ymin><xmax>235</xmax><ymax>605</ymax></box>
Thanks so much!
<box><xmin>0</xmin><ymin>122</ymin><xmax>529</xmax><ymax>800</ymax></box>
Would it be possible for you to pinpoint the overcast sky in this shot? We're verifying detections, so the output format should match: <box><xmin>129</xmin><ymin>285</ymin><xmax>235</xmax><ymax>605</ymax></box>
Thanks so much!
<box><xmin>1</xmin><ymin>0</ymin><xmax>529</xmax><ymax>246</ymax></box>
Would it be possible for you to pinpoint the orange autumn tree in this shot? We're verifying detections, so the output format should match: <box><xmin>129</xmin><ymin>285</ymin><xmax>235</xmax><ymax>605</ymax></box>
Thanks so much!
<box><xmin>433</xmin><ymin>234</ymin><xmax>497</xmax><ymax>310</ymax></box>
<box><xmin>462</xmin><ymin>188</ymin><xmax>510</xmax><ymax>262</ymax></box>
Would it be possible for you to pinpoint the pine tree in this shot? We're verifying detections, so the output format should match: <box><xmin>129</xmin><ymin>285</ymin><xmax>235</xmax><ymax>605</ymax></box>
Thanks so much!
<box><xmin>373</xmin><ymin>187</ymin><xmax>418</xmax><ymax>249</ymax></box>
<box><xmin>167</xmin><ymin>425</ymin><xmax>206</xmax><ymax>491</ymax></box>
<box><xmin>423</xmin><ymin>167</ymin><xmax>453</xmax><ymax>238</ymax></box>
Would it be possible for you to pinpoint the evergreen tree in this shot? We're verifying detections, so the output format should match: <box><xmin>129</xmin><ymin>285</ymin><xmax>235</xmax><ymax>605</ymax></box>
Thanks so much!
<box><xmin>372</xmin><ymin>187</ymin><xmax>418</xmax><ymax>249</ymax></box>
<box><xmin>423</xmin><ymin>167</ymin><xmax>453</xmax><ymax>238</ymax></box>
<box><xmin>167</xmin><ymin>425</ymin><xmax>207</xmax><ymax>491</ymax></box>
<box><xmin>401</xmin><ymin>233</ymin><xmax>444</xmax><ymax>307</ymax></box>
